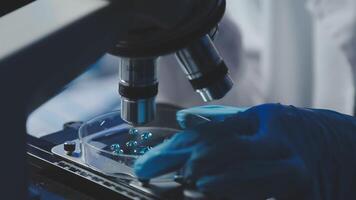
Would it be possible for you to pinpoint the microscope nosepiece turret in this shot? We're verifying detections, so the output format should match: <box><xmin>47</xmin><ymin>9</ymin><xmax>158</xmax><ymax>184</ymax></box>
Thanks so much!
<box><xmin>111</xmin><ymin>0</ymin><xmax>230</xmax><ymax>125</ymax></box>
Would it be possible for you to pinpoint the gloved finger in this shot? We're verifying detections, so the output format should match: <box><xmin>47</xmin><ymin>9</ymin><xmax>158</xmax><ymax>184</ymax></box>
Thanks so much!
<box><xmin>196</xmin><ymin>158</ymin><xmax>310</xmax><ymax>200</ymax></box>
<box><xmin>135</xmin><ymin>111</ymin><xmax>260</xmax><ymax>180</ymax></box>
<box><xmin>134</xmin><ymin>130</ymin><xmax>201</xmax><ymax>179</ymax></box>
<box><xmin>177</xmin><ymin>105</ymin><xmax>248</xmax><ymax>129</ymax></box>
<box><xmin>188</xmin><ymin>111</ymin><xmax>259</xmax><ymax>140</ymax></box>
<box><xmin>183</xmin><ymin>132</ymin><xmax>293</xmax><ymax>180</ymax></box>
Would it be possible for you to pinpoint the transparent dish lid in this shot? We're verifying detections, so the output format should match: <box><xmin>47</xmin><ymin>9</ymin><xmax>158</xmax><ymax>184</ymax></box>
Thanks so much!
<box><xmin>78</xmin><ymin>110</ymin><xmax>178</xmax><ymax>181</ymax></box>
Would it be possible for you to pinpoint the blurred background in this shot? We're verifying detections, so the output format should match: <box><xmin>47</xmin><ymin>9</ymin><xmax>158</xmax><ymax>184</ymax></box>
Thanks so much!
<box><xmin>27</xmin><ymin>0</ymin><xmax>355</xmax><ymax>137</ymax></box>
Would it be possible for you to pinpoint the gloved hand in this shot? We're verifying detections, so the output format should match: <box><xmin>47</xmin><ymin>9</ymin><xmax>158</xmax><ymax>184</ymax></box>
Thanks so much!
<box><xmin>134</xmin><ymin>104</ymin><xmax>356</xmax><ymax>200</ymax></box>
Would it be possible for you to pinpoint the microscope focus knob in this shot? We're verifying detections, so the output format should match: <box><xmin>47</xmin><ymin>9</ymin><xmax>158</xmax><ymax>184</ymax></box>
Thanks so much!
<box><xmin>63</xmin><ymin>141</ymin><xmax>76</xmax><ymax>155</ymax></box>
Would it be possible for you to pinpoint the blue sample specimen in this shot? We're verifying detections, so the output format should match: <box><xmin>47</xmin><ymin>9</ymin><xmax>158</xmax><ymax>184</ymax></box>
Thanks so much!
<box><xmin>110</xmin><ymin>144</ymin><xmax>124</xmax><ymax>154</ymax></box>
<box><xmin>133</xmin><ymin>147</ymin><xmax>152</xmax><ymax>155</ymax></box>
<box><xmin>113</xmin><ymin>148</ymin><xmax>124</xmax><ymax>155</ymax></box>
<box><xmin>126</xmin><ymin>140</ymin><xmax>138</xmax><ymax>148</ymax></box>
<box><xmin>140</xmin><ymin>132</ymin><xmax>153</xmax><ymax>141</ymax></box>
<box><xmin>110</xmin><ymin>144</ymin><xmax>121</xmax><ymax>151</ymax></box>
<box><xmin>129</xmin><ymin>128</ymin><xmax>139</xmax><ymax>136</ymax></box>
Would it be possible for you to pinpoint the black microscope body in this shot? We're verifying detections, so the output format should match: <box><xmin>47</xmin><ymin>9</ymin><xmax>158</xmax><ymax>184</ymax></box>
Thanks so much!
<box><xmin>0</xmin><ymin>1</ymin><xmax>231</xmax><ymax>199</ymax></box>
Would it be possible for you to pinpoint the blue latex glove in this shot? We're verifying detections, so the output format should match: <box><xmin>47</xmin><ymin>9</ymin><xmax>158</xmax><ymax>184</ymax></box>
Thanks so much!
<box><xmin>134</xmin><ymin>104</ymin><xmax>356</xmax><ymax>199</ymax></box>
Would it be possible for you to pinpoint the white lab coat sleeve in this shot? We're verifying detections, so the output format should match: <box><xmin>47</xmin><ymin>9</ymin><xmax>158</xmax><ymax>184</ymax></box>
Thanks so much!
<box><xmin>306</xmin><ymin>0</ymin><xmax>356</xmax><ymax>114</ymax></box>
<box><xmin>261</xmin><ymin>0</ymin><xmax>314</xmax><ymax>107</ymax></box>
<box><xmin>312</xmin><ymin>24</ymin><xmax>355</xmax><ymax>115</ymax></box>
<box><xmin>307</xmin><ymin>0</ymin><xmax>356</xmax><ymax>82</ymax></box>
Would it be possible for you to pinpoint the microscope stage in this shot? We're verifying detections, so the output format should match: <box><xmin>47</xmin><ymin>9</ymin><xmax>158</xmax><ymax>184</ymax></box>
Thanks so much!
<box><xmin>51</xmin><ymin>140</ymin><xmax>180</xmax><ymax>200</ymax></box>
<box><xmin>27</xmin><ymin>104</ymin><xmax>208</xmax><ymax>199</ymax></box>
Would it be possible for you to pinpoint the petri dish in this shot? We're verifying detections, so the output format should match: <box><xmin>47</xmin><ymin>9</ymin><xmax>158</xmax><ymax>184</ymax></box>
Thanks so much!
<box><xmin>78</xmin><ymin>110</ymin><xmax>179</xmax><ymax>182</ymax></box>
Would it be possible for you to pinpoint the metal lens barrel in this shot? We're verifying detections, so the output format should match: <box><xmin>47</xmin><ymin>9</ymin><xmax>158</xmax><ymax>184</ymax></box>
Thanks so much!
<box><xmin>176</xmin><ymin>34</ymin><xmax>233</xmax><ymax>102</ymax></box>
<box><xmin>119</xmin><ymin>58</ymin><xmax>158</xmax><ymax>125</ymax></box>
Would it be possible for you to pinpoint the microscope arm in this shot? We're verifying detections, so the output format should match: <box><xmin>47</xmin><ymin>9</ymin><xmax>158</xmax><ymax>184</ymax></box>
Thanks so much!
<box><xmin>0</xmin><ymin>0</ymin><xmax>132</xmax><ymax>113</ymax></box>
<box><xmin>0</xmin><ymin>0</ymin><xmax>131</xmax><ymax>198</ymax></box>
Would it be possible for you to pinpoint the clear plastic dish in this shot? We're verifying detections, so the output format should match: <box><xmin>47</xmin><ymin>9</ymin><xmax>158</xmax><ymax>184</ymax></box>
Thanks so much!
<box><xmin>78</xmin><ymin>110</ymin><xmax>179</xmax><ymax>181</ymax></box>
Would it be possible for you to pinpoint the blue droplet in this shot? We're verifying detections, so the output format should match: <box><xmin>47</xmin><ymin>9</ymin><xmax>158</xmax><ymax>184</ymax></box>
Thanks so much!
<box><xmin>113</xmin><ymin>148</ymin><xmax>124</xmax><ymax>155</ymax></box>
<box><xmin>140</xmin><ymin>132</ymin><xmax>153</xmax><ymax>140</ymax></box>
<box><xmin>126</xmin><ymin>140</ymin><xmax>138</xmax><ymax>148</ymax></box>
<box><xmin>133</xmin><ymin>146</ymin><xmax>152</xmax><ymax>155</ymax></box>
<box><xmin>132</xmin><ymin>148</ymin><xmax>139</xmax><ymax>155</ymax></box>
<box><xmin>110</xmin><ymin>144</ymin><xmax>121</xmax><ymax>151</ymax></box>
<box><xmin>129</xmin><ymin>128</ymin><xmax>139</xmax><ymax>136</ymax></box>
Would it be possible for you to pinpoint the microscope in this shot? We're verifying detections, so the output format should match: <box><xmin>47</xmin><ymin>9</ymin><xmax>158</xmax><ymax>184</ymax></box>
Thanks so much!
<box><xmin>0</xmin><ymin>0</ymin><xmax>232</xmax><ymax>199</ymax></box>
<box><xmin>111</xmin><ymin>0</ymin><xmax>233</xmax><ymax>125</ymax></box>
